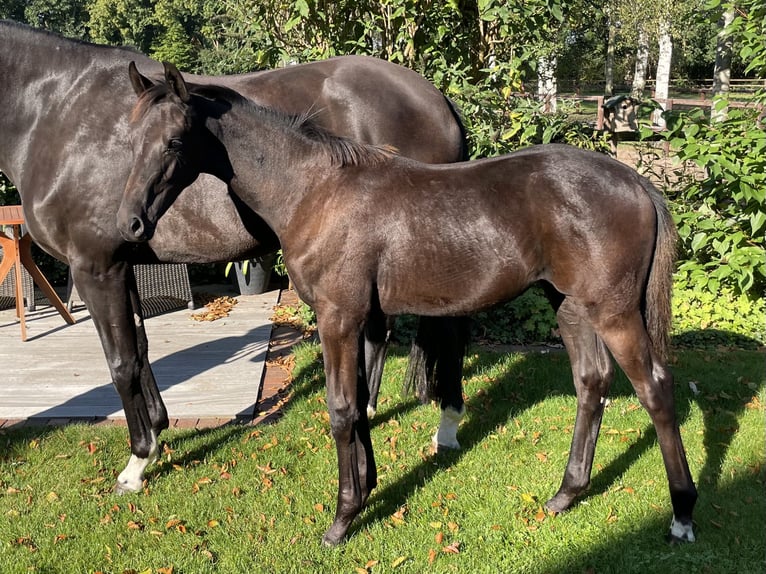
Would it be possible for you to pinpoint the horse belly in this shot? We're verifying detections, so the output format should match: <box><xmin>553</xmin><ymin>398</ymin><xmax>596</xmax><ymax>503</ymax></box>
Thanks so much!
<box><xmin>377</xmin><ymin>255</ymin><xmax>531</xmax><ymax>317</ymax></box>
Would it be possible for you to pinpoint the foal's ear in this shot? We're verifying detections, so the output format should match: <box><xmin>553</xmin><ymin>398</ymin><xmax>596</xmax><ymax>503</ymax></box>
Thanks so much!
<box><xmin>163</xmin><ymin>61</ymin><xmax>190</xmax><ymax>104</ymax></box>
<box><xmin>128</xmin><ymin>61</ymin><xmax>155</xmax><ymax>96</ymax></box>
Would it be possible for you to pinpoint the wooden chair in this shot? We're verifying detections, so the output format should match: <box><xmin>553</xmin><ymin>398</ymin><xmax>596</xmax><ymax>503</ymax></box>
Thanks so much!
<box><xmin>67</xmin><ymin>263</ymin><xmax>195</xmax><ymax>318</ymax></box>
<box><xmin>0</xmin><ymin>205</ymin><xmax>75</xmax><ymax>340</ymax></box>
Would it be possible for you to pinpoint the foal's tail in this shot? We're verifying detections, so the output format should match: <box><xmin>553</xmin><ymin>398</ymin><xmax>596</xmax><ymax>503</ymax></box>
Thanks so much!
<box><xmin>642</xmin><ymin>177</ymin><xmax>678</xmax><ymax>362</ymax></box>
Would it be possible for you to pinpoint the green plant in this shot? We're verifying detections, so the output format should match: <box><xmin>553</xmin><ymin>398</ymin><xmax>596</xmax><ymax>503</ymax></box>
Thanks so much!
<box><xmin>645</xmin><ymin>104</ymin><xmax>765</xmax><ymax>299</ymax></box>
<box><xmin>672</xmin><ymin>285</ymin><xmax>765</xmax><ymax>348</ymax></box>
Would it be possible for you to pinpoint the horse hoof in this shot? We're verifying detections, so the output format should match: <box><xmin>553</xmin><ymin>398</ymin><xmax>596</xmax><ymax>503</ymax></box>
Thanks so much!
<box><xmin>431</xmin><ymin>438</ymin><xmax>461</xmax><ymax>453</ymax></box>
<box><xmin>321</xmin><ymin>526</ymin><xmax>346</xmax><ymax>547</ymax></box>
<box><xmin>667</xmin><ymin>517</ymin><xmax>695</xmax><ymax>543</ymax></box>
<box><xmin>366</xmin><ymin>405</ymin><xmax>376</xmax><ymax>419</ymax></box>
<box><xmin>544</xmin><ymin>494</ymin><xmax>573</xmax><ymax>514</ymax></box>
<box><xmin>113</xmin><ymin>480</ymin><xmax>142</xmax><ymax>495</ymax></box>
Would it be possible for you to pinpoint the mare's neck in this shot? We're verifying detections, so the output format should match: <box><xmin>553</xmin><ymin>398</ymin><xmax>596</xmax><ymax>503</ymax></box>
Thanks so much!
<box><xmin>213</xmin><ymin>102</ymin><xmax>331</xmax><ymax>237</ymax></box>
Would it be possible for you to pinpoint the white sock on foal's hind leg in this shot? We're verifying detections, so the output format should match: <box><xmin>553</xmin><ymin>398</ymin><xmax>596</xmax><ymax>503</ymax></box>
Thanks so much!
<box><xmin>115</xmin><ymin>430</ymin><xmax>159</xmax><ymax>494</ymax></box>
<box><xmin>432</xmin><ymin>405</ymin><xmax>465</xmax><ymax>451</ymax></box>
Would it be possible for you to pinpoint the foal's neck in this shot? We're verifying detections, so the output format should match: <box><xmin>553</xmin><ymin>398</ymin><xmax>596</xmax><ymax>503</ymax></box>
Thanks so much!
<box><xmin>215</xmin><ymin>102</ymin><xmax>333</xmax><ymax>235</ymax></box>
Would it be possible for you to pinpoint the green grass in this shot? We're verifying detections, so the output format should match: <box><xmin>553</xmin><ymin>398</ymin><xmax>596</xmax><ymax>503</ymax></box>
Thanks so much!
<box><xmin>1</xmin><ymin>344</ymin><xmax>763</xmax><ymax>574</ymax></box>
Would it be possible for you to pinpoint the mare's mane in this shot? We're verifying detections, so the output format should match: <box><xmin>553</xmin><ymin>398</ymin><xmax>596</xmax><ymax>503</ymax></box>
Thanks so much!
<box><xmin>132</xmin><ymin>80</ymin><xmax>394</xmax><ymax>168</ymax></box>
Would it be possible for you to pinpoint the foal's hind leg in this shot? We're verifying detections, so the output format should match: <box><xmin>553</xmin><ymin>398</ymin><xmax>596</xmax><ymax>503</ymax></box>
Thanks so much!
<box><xmin>547</xmin><ymin>299</ymin><xmax>615</xmax><ymax>513</ymax></box>
<box><xmin>594</xmin><ymin>310</ymin><xmax>697</xmax><ymax>542</ymax></box>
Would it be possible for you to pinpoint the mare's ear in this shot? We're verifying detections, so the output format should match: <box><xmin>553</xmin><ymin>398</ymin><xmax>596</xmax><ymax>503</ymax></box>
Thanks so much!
<box><xmin>128</xmin><ymin>61</ymin><xmax>155</xmax><ymax>96</ymax></box>
<box><xmin>163</xmin><ymin>62</ymin><xmax>190</xmax><ymax>103</ymax></box>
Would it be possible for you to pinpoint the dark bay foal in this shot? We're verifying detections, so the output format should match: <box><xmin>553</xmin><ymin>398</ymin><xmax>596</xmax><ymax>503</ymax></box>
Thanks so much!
<box><xmin>118</xmin><ymin>64</ymin><xmax>697</xmax><ymax>546</ymax></box>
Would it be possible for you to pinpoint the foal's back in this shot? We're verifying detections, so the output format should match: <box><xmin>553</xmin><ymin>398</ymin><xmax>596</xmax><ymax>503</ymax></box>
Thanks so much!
<box><xmin>305</xmin><ymin>145</ymin><xmax>658</xmax><ymax>317</ymax></box>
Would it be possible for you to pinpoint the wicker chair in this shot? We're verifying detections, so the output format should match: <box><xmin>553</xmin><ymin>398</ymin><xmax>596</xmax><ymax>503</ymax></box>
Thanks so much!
<box><xmin>67</xmin><ymin>263</ymin><xmax>194</xmax><ymax>318</ymax></box>
<box><xmin>0</xmin><ymin>244</ymin><xmax>37</xmax><ymax>312</ymax></box>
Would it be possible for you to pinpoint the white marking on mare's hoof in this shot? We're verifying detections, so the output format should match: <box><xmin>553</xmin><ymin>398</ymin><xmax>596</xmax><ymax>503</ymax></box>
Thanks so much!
<box><xmin>432</xmin><ymin>405</ymin><xmax>465</xmax><ymax>451</ymax></box>
<box><xmin>669</xmin><ymin>516</ymin><xmax>695</xmax><ymax>543</ymax></box>
<box><xmin>366</xmin><ymin>405</ymin><xmax>376</xmax><ymax>419</ymax></box>
<box><xmin>114</xmin><ymin>430</ymin><xmax>159</xmax><ymax>494</ymax></box>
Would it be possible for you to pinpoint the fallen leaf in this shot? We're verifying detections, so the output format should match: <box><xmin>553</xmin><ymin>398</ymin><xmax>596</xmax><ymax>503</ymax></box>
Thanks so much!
<box><xmin>442</xmin><ymin>541</ymin><xmax>461</xmax><ymax>554</ymax></box>
<box><xmin>190</xmin><ymin>296</ymin><xmax>238</xmax><ymax>321</ymax></box>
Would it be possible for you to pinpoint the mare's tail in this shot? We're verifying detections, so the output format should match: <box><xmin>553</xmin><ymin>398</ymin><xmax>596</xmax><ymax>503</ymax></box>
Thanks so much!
<box><xmin>641</xmin><ymin>177</ymin><xmax>678</xmax><ymax>362</ymax></box>
<box><xmin>403</xmin><ymin>317</ymin><xmax>470</xmax><ymax>403</ymax></box>
<box><xmin>444</xmin><ymin>95</ymin><xmax>471</xmax><ymax>161</ymax></box>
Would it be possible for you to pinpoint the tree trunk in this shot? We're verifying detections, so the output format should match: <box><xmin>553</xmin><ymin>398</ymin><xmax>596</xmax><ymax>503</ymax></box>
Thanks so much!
<box><xmin>653</xmin><ymin>20</ymin><xmax>673</xmax><ymax>128</ymax></box>
<box><xmin>712</xmin><ymin>8</ymin><xmax>735</xmax><ymax>122</ymax></box>
<box><xmin>605</xmin><ymin>19</ymin><xmax>617</xmax><ymax>96</ymax></box>
<box><xmin>537</xmin><ymin>54</ymin><xmax>557</xmax><ymax>113</ymax></box>
<box><xmin>631</xmin><ymin>26</ymin><xmax>649</xmax><ymax>99</ymax></box>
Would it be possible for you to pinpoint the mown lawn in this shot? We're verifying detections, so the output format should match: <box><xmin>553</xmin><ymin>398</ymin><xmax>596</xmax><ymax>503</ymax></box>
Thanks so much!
<box><xmin>1</xmin><ymin>344</ymin><xmax>763</xmax><ymax>574</ymax></box>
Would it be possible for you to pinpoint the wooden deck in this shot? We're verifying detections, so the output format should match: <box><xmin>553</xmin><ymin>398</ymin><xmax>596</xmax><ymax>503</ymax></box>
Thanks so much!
<box><xmin>0</xmin><ymin>287</ymin><xmax>283</xmax><ymax>428</ymax></box>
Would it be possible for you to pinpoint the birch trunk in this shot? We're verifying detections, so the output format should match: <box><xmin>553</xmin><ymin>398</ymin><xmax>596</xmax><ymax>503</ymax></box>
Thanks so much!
<box><xmin>712</xmin><ymin>8</ymin><xmax>735</xmax><ymax>122</ymax></box>
<box><xmin>631</xmin><ymin>26</ymin><xmax>649</xmax><ymax>99</ymax></box>
<box><xmin>537</xmin><ymin>54</ymin><xmax>557</xmax><ymax>113</ymax></box>
<box><xmin>653</xmin><ymin>20</ymin><xmax>672</xmax><ymax>128</ymax></box>
<box><xmin>605</xmin><ymin>19</ymin><xmax>617</xmax><ymax>96</ymax></box>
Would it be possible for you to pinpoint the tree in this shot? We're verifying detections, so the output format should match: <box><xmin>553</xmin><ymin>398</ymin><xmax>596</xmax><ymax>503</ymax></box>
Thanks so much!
<box><xmin>21</xmin><ymin>0</ymin><xmax>90</xmax><ymax>38</ymax></box>
<box><xmin>88</xmin><ymin>0</ymin><xmax>157</xmax><ymax>53</ymax></box>
<box><xmin>653</xmin><ymin>17</ymin><xmax>672</xmax><ymax>127</ymax></box>
<box><xmin>711</xmin><ymin>7</ymin><xmax>735</xmax><ymax>121</ymax></box>
<box><xmin>631</xmin><ymin>24</ymin><xmax>650</xmax><ymax>98</ymax></box>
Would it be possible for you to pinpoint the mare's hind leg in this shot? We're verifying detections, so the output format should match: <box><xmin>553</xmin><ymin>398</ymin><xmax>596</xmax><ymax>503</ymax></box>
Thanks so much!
<box><xmin>547</xmin><ymin>299</ymin><xmax>615</xmax><ymax>512</ymax></box>
<box><xmin>594</xmin><ymin>310</ymin><xmax>697</xmax><ymax>542</ymax></box>
<box><xmin>431</xmin><ymin>316</ymin><xmax>470</xmax><ymax>451</ymax></box>
<box><xmin>403</xmin><ymin>316</ymin><xmax>469</xmax><ymax>450</ymax></box>
<box><xmin>364</xmin><ymin>313</ymin><xmax>393</xmax><ymax>419</ymax></box>
<box><xmin>71</xmin><ymin>262</ymin><xmax>167</xmax><ymax>493</ymax></box>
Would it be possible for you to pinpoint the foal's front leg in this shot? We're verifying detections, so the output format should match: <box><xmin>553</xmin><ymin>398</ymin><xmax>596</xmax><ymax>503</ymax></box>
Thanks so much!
<box><xmin>70</xmin><ymin>262</ymin><xmax>167</xmax><ymax>492</ymax></box>
<box><xmin>318</xmin><ymin>315</ymin><xmax>377</xmax><ymax>546</ymax></box>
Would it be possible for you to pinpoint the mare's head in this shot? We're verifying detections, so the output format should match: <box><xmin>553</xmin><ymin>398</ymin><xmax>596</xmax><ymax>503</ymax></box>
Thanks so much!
<box><xmin>117</xmin><ymin>61</ymin><xmax>231</xmax><ymax>243</ymax></box>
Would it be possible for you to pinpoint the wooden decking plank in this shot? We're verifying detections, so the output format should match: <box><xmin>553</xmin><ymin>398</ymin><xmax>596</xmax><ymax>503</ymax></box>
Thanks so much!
<box><xmin>0</xmin><ymin>290</ymin><xmax>279</xmax><ymax>422</ymax></box>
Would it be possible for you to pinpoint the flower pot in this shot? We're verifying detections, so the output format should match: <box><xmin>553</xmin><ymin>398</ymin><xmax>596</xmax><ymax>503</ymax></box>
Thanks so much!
<box><xmin>232</xmin><ymin>255</ymin><xmax>274</xmax><ymax>295</ymax></box>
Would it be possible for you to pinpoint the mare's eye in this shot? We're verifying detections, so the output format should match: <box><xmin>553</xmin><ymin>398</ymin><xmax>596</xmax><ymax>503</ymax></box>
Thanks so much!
<box><xmin>167</xmin><ymin>138</ymin><xmax>183</xmax><ymax>153</ymax></box>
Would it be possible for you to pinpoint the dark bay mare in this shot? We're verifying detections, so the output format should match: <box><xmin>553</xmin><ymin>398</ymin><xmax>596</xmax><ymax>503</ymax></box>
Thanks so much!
<box><xmin>118</xmin><ymin>64</ymin><xmax>698</xmax><ymax>546</ymax></box>
<box><xmin>0</xmin><ymin>21</ymin><xmax>470</xmax><ymax>493</ymax></box>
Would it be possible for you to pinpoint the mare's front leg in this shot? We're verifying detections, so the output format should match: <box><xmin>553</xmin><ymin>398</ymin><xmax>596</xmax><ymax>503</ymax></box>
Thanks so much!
<box><xmin>317</xmin><ymin>310</ymin><xmax>377</xmax><ymax>546</ymax></box>
<box><xmin>71</xmin><ymin>262</ymin><xmax>168</xmax><ymax>492</ymax></box>
<box><xmin>546</xmin><ymin>299</ymin><xmax>615</xmax><ymax>512</ymax></box>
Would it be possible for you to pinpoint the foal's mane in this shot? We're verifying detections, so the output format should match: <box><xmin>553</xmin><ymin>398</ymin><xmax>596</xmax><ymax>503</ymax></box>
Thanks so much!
<box><xmin>132</xmin><ymin>80</ymin><xmax>394</xmax><ymax>168</ymax></box>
